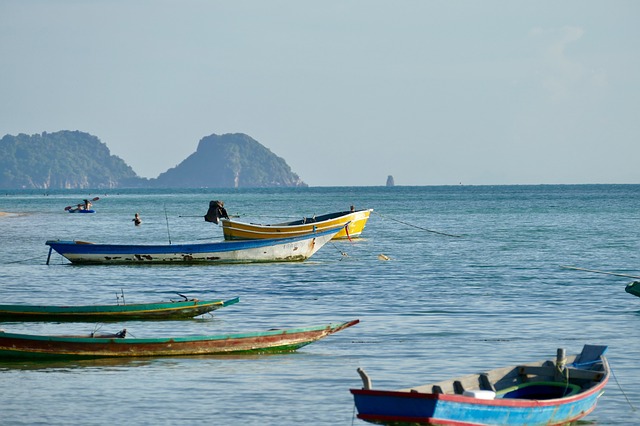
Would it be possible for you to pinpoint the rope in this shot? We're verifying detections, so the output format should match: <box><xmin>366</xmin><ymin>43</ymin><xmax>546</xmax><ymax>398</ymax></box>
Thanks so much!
<box><xmin>329</xmin><ymin>242</ymin><xmax>350</xmax><ymax>259</ymax></box>
<box><xmin>561</xmin><ymin>366</ymin><xmax>570</xmax><ymax>397</ymax></box>
<box><xmin>560</xmin><ymin>265</ymin><xmax>640</xmax><ymax>280</ymax></box>
<box><xmin>611</xmin><ymin>364</ymin><xmax>637</xmax><ymax>412</ymax></box>
<box><xmin>4</xmin><ymin>255</ymin><xmax>46</xmax><ymax>264</ymax></box>
<box><xmin>373</xmin><ymin>211</ymin><xmax>462</xmax><ymax>238</ymax></box>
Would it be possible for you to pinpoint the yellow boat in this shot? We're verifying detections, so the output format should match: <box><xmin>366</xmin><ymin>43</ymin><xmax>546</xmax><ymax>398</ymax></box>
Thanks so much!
<box><xmin>221</xmin><ymin>208</ymin><xmax>373</xmax><ymax>240</ymax></box>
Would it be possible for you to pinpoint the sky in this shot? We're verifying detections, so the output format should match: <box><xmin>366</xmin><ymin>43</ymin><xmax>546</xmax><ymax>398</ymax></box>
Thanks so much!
<box><xmin>1</xmin><ymin>1</ymin><xmax>639</xmax><ymax>186</ymax></box>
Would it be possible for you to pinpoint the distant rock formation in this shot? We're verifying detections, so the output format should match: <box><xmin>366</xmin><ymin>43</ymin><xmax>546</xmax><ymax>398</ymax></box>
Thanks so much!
<box><xmin>0</xmin><ymin>131</ymin><xmax>307</xmax><ymax>189</ymax></box>
<box><xmin>151</xmin><ymin>133</ymin><xmax>307</xmax><ymax>188</ymax></box>
<box><xmin>0</xmin><ymin>131</ymin><xmax>141</xmax><ymax>189</ymax></box>
<box><xmin>386</xmin><ymin>175</ymin><xmax>395</xmax><ymax>187</ymax></box>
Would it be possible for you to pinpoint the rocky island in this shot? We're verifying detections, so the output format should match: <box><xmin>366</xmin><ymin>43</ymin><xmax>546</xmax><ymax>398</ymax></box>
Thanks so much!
<box><xmin>0</xmin><ymin>131</ymin><xmax>306</xmax><ymax>189</ymax></box>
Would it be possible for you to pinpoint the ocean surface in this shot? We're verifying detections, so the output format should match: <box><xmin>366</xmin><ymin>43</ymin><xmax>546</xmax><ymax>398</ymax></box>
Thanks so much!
<box><xmin>1</xmin><ymin>185</ymin><xmax>640</xmax><ymax>425</ymax></box>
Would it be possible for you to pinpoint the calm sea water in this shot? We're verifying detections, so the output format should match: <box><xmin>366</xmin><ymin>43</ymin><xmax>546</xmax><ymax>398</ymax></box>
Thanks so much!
<box><xmin>1</xmin><ymin>185</ymin><xmax>640</xmax><ymax>425</ymax></box>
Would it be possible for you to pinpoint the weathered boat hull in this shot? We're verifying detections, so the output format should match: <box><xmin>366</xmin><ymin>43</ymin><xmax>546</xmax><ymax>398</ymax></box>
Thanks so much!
<box><xmin>0</xmin><ymin>320</ymin><xmax>359</xmax><ymax>360</ymax></box>
<box><xmin>0</xmin><ymin>297</ymin><xmax>239</xmax><ymax>322</ymax></box>
<box><xmin>221</xmin><ymin>209</ymin><xmax>372</xmax><ymax>240</ymax></box>
<box><xmin>45</xmin><ymin>226</ymin><xmax>342</xmax><ymax>265</ymax></box>
<box><xmin>351</xmin><ymin>345</ymin><xmax>609</xmax><ymax>426</ymax></box>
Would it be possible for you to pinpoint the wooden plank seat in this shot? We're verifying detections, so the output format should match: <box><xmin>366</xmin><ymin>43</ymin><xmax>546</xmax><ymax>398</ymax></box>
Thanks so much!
<box><xmin>518</xmin><ymin>365</ymin><xmax>604</xmax><ymax>382</ymax></box>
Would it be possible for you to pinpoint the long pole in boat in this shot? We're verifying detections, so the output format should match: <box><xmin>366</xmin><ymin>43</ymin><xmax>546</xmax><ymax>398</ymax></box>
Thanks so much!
<box><xmin>164</xmin><ymin>205</ymin><xmax>172</xmax><ymax>245</ymax></box>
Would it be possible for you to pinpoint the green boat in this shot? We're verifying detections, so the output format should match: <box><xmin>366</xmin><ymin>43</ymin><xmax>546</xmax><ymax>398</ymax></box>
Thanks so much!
<box><xmin>625</xmin><ymin>281</ymin><xmax>640</xmax><ymax>298</ymax></box>
<box><xmin>0</xmin><ymin>320</ymin><xmax>359</xmax><ymax>360</ymax></box>
<box><xmin>0</xmin><ymin>297</ymin><xmax>239</xmax><ymax>322</ymax></box>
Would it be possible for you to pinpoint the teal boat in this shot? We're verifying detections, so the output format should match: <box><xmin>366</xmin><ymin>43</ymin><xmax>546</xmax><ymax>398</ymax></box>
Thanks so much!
<box><xmin>0</xmin><ymin>297</ymin><xmax>239</xmax><ymax>322</ymax></box>
<box><xmin>0</xmin><ymin>320</ymin><xmax>359</xmax><ymax>360</ymax></box>
<box><xmin>625</xmin><ymin>281</ymin><xmax>640</xmax><ymax>298</ymax></box>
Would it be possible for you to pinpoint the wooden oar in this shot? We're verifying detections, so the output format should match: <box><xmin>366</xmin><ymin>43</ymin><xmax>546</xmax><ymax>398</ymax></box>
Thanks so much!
<box><xmin>64</xmin><ymin>197</ymin><xmax>100</xmax><ymax>211</ymax></box>
<box><xmin>561</xmin><ymin>265</ymin><xmax>640</xmax><ymax>280</ymax></box>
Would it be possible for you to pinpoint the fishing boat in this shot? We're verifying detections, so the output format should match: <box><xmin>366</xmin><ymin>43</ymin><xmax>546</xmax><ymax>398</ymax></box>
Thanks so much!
<box><xmin>45</xmin><ymin>225</ymin><xmax>343</xmax><ymax>265</ymax></box>
<box><xmin>221</xmin><ymin>208</ymin><xmax>373</xmax><ymax>240</ymax></box>
<box><xmin>67</xmin><ymin>209</ymin><xmax>95</xmax><ymax>214</ymax></box>
<box><xmin>0</xmin><ymin>296</ymin><xmax>239</xmax><ymax>322</ymax></box>
<box><xmin>351</xmin><ymin>344</ymin><xmax>609</xmax><ymax>426</ymax></box>
<box><xmin>0</xmin><ymin>319</ymin><xmax>359</xmax><ymax>360</ymax></box>
<box><xmin>65</xmin><ymin>196</ymin><xmax>99</xmax><ymax>213</ymax></box>
<box><xmin>625</xmin><ymin>281</ymin><xmax>640</xmax><ymax>298</ymax></box>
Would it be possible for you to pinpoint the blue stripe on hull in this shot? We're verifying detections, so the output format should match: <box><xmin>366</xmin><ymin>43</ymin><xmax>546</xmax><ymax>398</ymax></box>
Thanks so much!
<box><xmin>353</xmin><ymin>384</ymin><xmax>605</xmax><ymax>425</ymax></box>
<box><xmin>46</xmin><ymin>226</ymin><xmax>339</xmax><ymax>255</ymax></box>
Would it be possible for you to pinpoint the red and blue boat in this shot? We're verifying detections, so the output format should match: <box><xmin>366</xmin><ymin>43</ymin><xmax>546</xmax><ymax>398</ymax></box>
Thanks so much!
<box><xmin>351</xmin><ymin>345</ymin><xmax>609</xmax><ymax>425</ymax></box>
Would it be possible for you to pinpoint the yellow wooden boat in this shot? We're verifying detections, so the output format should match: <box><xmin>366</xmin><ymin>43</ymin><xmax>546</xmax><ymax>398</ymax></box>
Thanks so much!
<box><xmin>221</xmin><ymin>208</ymin><xmax>373</xmax><ymax>240</ymax></box>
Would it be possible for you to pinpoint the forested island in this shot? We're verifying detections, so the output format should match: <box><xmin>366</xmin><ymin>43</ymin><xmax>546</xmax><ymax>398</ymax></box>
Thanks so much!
<box><xmin>154</xmin><ymin>133</ymin><xmax>306</xmax><ymax>188</ymax></box>
<box><xmin>0</xmin><ymin>131</ymin><xmax>307</xmax><ymax>189</ymax></box>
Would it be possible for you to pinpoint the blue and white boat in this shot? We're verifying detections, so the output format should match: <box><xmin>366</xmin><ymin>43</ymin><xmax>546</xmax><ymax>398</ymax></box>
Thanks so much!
<box><xmin>46</xmin><ymin>225</ymin><xmax>344</xmax><ymax>265</ymax></box>
<box><xmin>351</xmin><ymin>345</ymin><xmax>609</xmax><ymax>426</ymax></box>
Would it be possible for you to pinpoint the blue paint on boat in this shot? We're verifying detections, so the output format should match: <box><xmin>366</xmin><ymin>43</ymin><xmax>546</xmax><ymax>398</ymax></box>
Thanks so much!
<box><xmin>352</xmin><ymin>345</ymin><xmax>609</xmax><ymax>426</ymax></box>
<box><xmin>45</xmin><ymin>225</ymin><xmax>344</xmax><ymax>264</ymax></box>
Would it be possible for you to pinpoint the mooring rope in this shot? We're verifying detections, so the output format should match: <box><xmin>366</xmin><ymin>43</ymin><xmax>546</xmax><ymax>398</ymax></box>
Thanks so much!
<box><xmin>560</xmin><ymin>265</ymin><xmax>640</xmax><ymax>280</ymax></box>
<box><xmin>373</xmin><ymin>211</ymin><xmax>462</xmax><ymax>238</ymax></box>
<box><xmin>611</xmin><ymin>364</ymin><xmax>637</xmax><ymax>412</ymax></box>
<box><xmin>4</xmin><ymin>255</ymin><xmax>45</xmax><ymax>264</ymax></box>
<box><xmin>329</xmin><ymin>241</ymin><xmax>350</xmax><ymax>259</ymax></box>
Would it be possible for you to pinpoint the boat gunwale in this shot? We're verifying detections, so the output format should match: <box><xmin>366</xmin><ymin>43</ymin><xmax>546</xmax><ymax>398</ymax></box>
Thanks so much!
<box><xmin>0</xmin><ymin>319</ymin><xmax>360</xmax><ymax>344</ymax></box>
<box><xmin>271</xmin><ymin>208</ymin><xmax>372</xmax><ymax>227</ymax></box>
<box><xmin>0</xmin><ymin>298</ymin><xmax>236</xmax><ymax>315</ymax></box>
<box><xmin>222</xmin><ymin>209</ymin><xmax>371</xmax><ymax>228</ymax></box>
<box><xmin>351</xmin><ymin>375</ymin><xmax>607</xmax><ymax>408</ymax></box>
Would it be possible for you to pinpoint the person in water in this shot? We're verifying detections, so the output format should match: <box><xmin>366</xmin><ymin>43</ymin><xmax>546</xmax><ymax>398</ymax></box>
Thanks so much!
<box><xmin>132</xmin><ymin>213</ymin><xmax>142</xmax><ymax>226</ymax></box>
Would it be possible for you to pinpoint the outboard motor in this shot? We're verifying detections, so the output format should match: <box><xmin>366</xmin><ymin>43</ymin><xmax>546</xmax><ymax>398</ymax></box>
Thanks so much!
<box><xmin>204</xmin><ymin>200</ymin><xmax>229</xmax><ymax>224</ymax></box>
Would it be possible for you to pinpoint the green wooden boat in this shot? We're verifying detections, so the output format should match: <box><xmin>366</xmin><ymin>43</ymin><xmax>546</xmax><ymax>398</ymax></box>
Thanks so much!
<box><xmin>625</xmin><ymin>281</ymin><xmax>640</xmax><ymax>298</ymax></box>
<box><xmin>0</xmin><ymin>297</ymin><xmax>239</xmax><ymax>322</ymax></box>
<box><xmin>0</xmin><ymin>320</ymin><xmax>359</xmax><ymax>360</ymax></box>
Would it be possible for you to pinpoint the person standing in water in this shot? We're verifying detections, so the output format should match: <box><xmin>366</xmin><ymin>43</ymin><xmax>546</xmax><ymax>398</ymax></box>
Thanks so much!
<box><xmin>132</xmin><ymin>213</ymin><xmax>142</xmax><ymax>226</ymax></box>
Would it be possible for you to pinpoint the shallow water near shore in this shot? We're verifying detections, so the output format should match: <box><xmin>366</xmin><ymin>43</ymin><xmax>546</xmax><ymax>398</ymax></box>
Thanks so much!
<box><xmin>1</xmin><ymin>185</ymin><xmax>640</xmax><ymax>425</ymax></box>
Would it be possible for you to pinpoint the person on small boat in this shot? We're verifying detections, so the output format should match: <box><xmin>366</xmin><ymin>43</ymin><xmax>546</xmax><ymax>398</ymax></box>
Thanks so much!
<box><xmin>204</xmin><ymin>200</ymin><xmax>229</xmax><ymax>224</ymax></box>
<box><xmin>83</xmin><ymin>199</ymin><xmax>92</xmax><ymax>210</ymax></box>
<box><xmin>132</xmin><ymin>213</ymin><xmax>142</xmax><ymax>226</ymax></box>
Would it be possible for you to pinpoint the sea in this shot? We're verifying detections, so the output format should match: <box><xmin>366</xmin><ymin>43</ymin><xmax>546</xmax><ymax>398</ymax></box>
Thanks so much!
<box><xmin>1</xmin><ymin>185</ymin><xmax>639</xmax><ymax>425</ymax></box>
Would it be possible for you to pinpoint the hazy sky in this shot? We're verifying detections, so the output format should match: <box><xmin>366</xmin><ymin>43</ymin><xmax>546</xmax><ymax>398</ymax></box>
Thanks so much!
<box><xmin>1</xmin><ymin>1</ymin><xmax>638</xmax><ymax>186</ymax></box>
